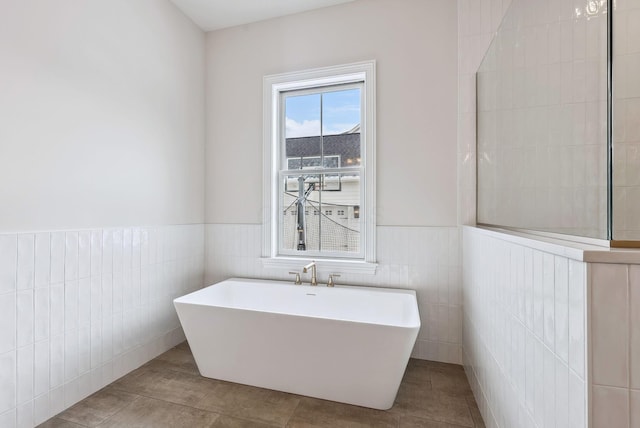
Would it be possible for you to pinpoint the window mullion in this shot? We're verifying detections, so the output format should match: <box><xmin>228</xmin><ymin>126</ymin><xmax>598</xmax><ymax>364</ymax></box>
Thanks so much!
<box><xmin>281</xmin><ymin>167</ymin><xmax>362</xmax><ymax>176</ymax></box>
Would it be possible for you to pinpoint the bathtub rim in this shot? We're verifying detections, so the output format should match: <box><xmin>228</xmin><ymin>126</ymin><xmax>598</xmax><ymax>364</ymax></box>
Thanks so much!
<box><xmin>173</xmin><ymin>277</ymin><xmax>421</xmax><ymax>330</ymax></box>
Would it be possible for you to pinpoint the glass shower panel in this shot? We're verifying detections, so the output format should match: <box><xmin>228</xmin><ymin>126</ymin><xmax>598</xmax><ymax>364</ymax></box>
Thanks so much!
<box><xmin>613</xmin><ymin>0</ymin><xmax>640</xmax><ymax>241</ymax></box>
<box><xmin>476</xmin><ymin>0</ymin><xmax>609</xmax><ymax>240</ymax></box>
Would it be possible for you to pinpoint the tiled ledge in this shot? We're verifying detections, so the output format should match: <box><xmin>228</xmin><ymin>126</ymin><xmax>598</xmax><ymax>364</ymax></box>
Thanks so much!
<box><xmin>465</xmin><ymin>226</ymin><xmax>640</xmax><ymax>265</ymax></box>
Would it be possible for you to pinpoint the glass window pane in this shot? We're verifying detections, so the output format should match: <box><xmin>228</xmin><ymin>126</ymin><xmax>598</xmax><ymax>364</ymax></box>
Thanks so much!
<box><xmin>281</xmin><ymin>173</ymin><xmax>360</xmax><ymax>254</ymax></box>
<box><xmin>322</xmin><ymin>88</ymin><xmax>361</xmax><ymax>135</ymax></box>
<box><xmin>285</xmin><ymin>93</ymin><xmax>321</xmax><ymax>138</ymax></box>
<box><xmin>322</xmin><ymin>88</ymin><xmax>361</xmax><ymax>167</ymax></box>
<box><xmin>281</xmin><ymin>174</ymin><xmax>320</xmax><ymax>252</ymax></box>
<box><xmin>284</xmin><ymin>88</ymin><xmax>362</xmax><ymax>171</ymax></box>
<box><xmin>284</xmin><ymin>94</ymin><xmax>321</xmax><ymax>169</ymax></box>
<box><xmin>320</xmin><ymin>173</ymin><xmax>360</xmax><ymax>253</ymax></box>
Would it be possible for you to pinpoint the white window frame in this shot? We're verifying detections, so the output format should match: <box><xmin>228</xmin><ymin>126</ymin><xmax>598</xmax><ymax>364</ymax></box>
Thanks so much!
<box><xmin>262</xmin><ymin>61</ymin><xmax>377</xmax><ymax>274</ymax></box>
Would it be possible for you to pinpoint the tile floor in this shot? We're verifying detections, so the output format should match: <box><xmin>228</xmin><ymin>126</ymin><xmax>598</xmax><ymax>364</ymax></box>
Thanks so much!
<box><xmin>39</xmin><ymin>342</ymin><xmax>485</xmax><ymax>427</ymax></box>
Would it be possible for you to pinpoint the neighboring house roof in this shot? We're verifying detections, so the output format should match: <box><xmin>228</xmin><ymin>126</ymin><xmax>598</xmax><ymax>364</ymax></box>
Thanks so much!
<box><xmin>343</xmin><ymin>124</ymin><xmax>360</xmax><ymax>134</ymax></box>
<box><xmin>285</xmin><ymin>133</ymin><xmax>360</xmax><ymax>166</ymax></box>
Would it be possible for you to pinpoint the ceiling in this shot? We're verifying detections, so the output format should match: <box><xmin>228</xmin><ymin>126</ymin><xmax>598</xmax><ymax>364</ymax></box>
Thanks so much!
<box><xmin>170</xmin><ymin>0</ymin><xmax>356</xmax><ymax>32</ymax></box>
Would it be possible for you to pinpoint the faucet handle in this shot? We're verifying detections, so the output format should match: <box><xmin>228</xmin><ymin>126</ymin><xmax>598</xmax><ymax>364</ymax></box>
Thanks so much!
<box><xmin>289</xmin><ymin>271</ymin><xmax>302</xmax><ymax>285</ymax></box>
<box><xmin>327</xmin><ymin>274</ymin><xmax>341</xmax><ymax>287</ymax></box>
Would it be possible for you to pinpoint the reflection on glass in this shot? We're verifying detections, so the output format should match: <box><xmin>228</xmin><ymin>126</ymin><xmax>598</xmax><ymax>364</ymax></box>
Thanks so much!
<box><xmin>475</xmin><ymin>0</ymin><xmax>608</xmax><ymax>240</ymax></box>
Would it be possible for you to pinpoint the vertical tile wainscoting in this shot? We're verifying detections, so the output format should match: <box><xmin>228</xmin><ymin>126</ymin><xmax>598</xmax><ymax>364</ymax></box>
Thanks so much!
<box><xmin>464</xmin><ymin>226</ymin><xmax>640</xmax><ymax>428</ymax></box>
<box><xmin>463</xmin><ymin>226</ymin><xmax>588</xmax><ymax>428</ymax></box>
<box><xmin>590</xmin><ymin>263</ymin><xmax>640</xmax><ymax>427</ymax></box>
<box><xmin>205</xmin><ymin>224</ymin><xmax>463</xmax><ymax>364</ymax></box>
<box><xmin>0</xmin><ymin>224</ymin><xmax>204</xmax><ymax>427</ymax></box>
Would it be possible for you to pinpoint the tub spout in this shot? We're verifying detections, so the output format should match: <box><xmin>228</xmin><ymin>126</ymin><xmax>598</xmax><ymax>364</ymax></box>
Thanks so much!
<box><xmin>303</xmin><ymin>261</ymin><xmax>317</xmax><ymax>286</ymax></box>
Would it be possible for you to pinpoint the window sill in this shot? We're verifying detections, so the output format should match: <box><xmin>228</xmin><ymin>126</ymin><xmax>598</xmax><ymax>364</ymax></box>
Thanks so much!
<box><xmin>261</xmin><ymin>257</ymin><xmax>378</xmax><ymax>275</ymax></box>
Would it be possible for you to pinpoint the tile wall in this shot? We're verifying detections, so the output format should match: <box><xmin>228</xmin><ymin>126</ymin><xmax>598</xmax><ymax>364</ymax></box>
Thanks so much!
<box><xmin>475</xmin><ymin>0</ymin><xmax>609</xmax><ymax>239</ymax></box>
<box><xmin>457</xmin><ymin>0</ymin><xmax>512</xmax><ymax>226</ymax></box>
<box><xmin>462</xmin><ymin>226</ymin><xmax>588</xmax><ymax>428</ymax></box>
<box><xmin>0</xmin><ymin>224</ymin><xmax>204</xmax><ymax>427</ymax></box>
<box><xmin>462</xmin><ymin>0</ymin><xmax>640</xmax><ymax>242</ymax></box>
<box><xmin>613</xmin><ymin>0</ymin><xmax>640</xmax><ymax>240</ymax></box>
<box><xmin>205</xmin><ymin>224</ymin><xmax>463</xmax><ymax>364</ymax></box>
<box><xmin>590</xmin><ymin>262</ymin><xmax>640</xmax><ymax>427</ymax></box>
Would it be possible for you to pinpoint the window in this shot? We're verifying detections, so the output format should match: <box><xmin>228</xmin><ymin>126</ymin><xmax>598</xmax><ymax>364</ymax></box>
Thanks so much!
<box><xmin>263</xmin><ymin>61</ymin><xmax>376</xmax><ymax>270</ymax></box>
<box><xmin>287</xmin><ymin>155</ymin><xmax>340</xmax><ymax>170</ymax></box>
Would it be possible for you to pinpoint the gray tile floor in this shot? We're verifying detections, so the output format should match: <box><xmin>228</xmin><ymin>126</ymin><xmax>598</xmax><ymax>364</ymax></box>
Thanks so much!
<box><xmin>39</xmin><ymin>342</ymin><xmax>485</xmax><ymax>427</ymax></box>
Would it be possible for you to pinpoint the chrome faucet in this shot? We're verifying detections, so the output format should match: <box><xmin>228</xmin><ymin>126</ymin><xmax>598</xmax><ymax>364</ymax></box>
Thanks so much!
<box><xmin>288</xmin><ymin>271</ymin><xmax>302</xmax><ymax>285</ymax></box>
<box><xmin>326</xmin><ymin>273</ymin><xmax>340</xmax><ymax>287</ymax></box>
<box><xmin>303</xmin><ymin>261</ymin><xmax>317</xmax><ymax>286</ymax></box>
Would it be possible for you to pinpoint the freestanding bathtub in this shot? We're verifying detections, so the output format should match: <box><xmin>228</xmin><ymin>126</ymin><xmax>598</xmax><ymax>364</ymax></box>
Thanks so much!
<box><xmin>173</xmin><ymin>278</ymin><xmax>420</xmax><ymax>410</ymax></box>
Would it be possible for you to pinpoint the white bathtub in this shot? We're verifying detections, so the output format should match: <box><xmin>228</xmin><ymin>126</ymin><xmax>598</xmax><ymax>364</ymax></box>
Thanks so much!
<box><xmin>173</xmin><ymin>278</ymin><xmax>420</xmax><ymax>410</ymax></box>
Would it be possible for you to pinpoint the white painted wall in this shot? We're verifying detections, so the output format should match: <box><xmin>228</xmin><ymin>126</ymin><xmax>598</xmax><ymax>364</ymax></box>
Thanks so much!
<box><xmin>0</xmin><ymin>0</ymin><xmax>206</xmax><ymax>232</ymax></box>
<box><xmin>0</xmin><ymin>1</ymin><xmax>206</xmax><ymax>425</ymax></box>
<box><xmin>204</xmin><ymin>0</ymin><xmax>458</xmax><ymax>227</ymax></box>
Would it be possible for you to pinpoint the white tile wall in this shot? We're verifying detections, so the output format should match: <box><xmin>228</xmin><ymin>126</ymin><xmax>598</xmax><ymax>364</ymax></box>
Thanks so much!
<box><xmin>589</xmin><ymin>261</ymin><xmax>640</xmax><ymax>427</ymax></box>
<box><xmin>631</xmin><ymin>389</ymin><xmax>640</xmax><ymax>428</ymax></box>
<box><xmin>0</xmin><ymin>224</ymin><xmax>204</xmax><ymax>426</ymax></box>
<box><xmin>474</xmin><ymin>0</ymin><xmax>608</xmax><ymax>239</ymax></box>
<box><xmin>205</xmin><ymin>223</ymin><xmax>463</xmax><ymax>364</ymax></box>
<box><xmin>592</xmin><ymin>385</ymin><xmax>630</xmax><ymax>428</ymax></box>
<box><xmin>569</xmin><ymin>259</ymin><xmax>586</xmax><ymax>379</ymax></box>
<box><xmin>458</xmin><ymin>0</ymin><xmax>512</xmax><ymax>227</ymax></box>
<box><xmin>591</xmin><ymin>263</ymin><xmax>629</xmax><ymax>388</ymax></box>
<box><xmin>461</xmin><ymin>0</ymin><xmax>640</xmax><ymax>241</ymax></box>
<box><xmin>465</xmin><ymin>225</ymin><xmax>640</xmax><ymax>428</ymax></box>
<box><xmin>614</xmin><ymin>0</ymin><xmax>640</xmax><ymax>240</ymax></box>
<box><xmin>631</xmin><ymin>266</ymin><xmax>640</xmax><ymax>389</ymax></box>
<box><xmin>462</xmin><ymin>226</ymin><xmax>588</xmax><ymax>428</ymax></box>
<box><xmin>0</xmin><ymin>235</ymin><xmax>18</xmax><ymax>294</ymax></box>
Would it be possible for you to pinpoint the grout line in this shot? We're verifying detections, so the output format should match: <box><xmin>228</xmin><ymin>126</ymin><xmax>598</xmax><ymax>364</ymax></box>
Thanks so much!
<box><xmin>628</xmin><ymin>264</ymin><xmax>632</xmax><ymax>425</ymax></box>
<box><xmin>96</xmin><ymin>393</ymin><xmax>146</xmax><ymax>427</ymax></box>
